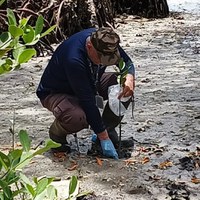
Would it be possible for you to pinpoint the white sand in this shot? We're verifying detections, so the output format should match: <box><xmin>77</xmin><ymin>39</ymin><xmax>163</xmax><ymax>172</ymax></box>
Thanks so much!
<box><xmin>167</xmin><ymin>0</ymin><xmax>200</xmax><ymax>13</ymax></box>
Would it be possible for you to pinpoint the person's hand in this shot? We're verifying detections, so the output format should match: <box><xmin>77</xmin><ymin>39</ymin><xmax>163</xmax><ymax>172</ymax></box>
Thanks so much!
<box><xmin>100</xmin><ymin>139</ymin><xmax>119</xmax><ymax>159</ymax></box>
<box><xmin>97</xmin><ymin>130</ymin><xmax>119</xmax><ymax>159</ymax></box>
<box><xmin>118</xmin><ymin>74</ymin><xmax>135</xmax><ymax>99</ymax></box>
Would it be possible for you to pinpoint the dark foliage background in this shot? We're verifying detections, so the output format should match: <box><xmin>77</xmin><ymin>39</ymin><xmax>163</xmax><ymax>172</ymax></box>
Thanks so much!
<box><xmin>0</xmin><ymin>0</ymin><xmax>169</xmax><ymax>55</ymax></box>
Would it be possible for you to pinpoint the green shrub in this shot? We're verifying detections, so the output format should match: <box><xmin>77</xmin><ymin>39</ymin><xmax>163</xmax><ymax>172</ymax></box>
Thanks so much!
<box><xmin>0</xmin><ymin>8</ymin><xmax>56</xmax><ymax>75</ymax></box>
<box><xmin>0</xmin><ymin>130</ymin><xmax>60</xmax><ymax>200</ymax></box>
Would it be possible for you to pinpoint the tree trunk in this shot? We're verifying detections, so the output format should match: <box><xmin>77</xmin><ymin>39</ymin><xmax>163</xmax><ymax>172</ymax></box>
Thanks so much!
<box><xmin>0</xmin><ymin>0</ymin><xmax>169</xmax><ymax>55</ymax></box>
<box><xmin>93</xmin><ymin>0</ymin><xmax>115</xmax><ymax>28</ymax></box>
<box><xmin>112</xmin><ymin>0</ymin><xmax>169</xmax><ymax>18</ymax></box>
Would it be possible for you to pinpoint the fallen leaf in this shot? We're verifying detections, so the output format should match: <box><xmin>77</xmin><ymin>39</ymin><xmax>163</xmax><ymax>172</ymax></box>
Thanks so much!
<box><xmin>159</xmin><ymin>160</ymin><xmax>173</xmax><ymax>169</ymax></box>
<box><xmin>53</xmin><ymin>152</ymin><xmax>66</xmax><ymax>158</ymax></box>
<box><xmin>96</xmin><ymin>157</ymin><xmax>103</xmax><ymax>166</ymax></box>
<box><xmin>53</xmin><ymin>152</ymin><xmax>67</xmax><ymax>162</ymax></box>
<box><xmin>141</xmin><ymin>157</ymin><xmax>150</xmax><ymax>164</ymax></box>
<box><xmin>68</xmin><ymin>164</ymin><xmax>78</xmax><ymax>171</ymax></box>
<box><xmin>124</xmin><ymin>159</ymin><xmax>137</xmax><ymax>166</ymax></box>
<box><xmin>191</xmin><ymin>177</ymin><xmax>200</xmax><ymax>184</ymax></box>
<box><xmin>148</xmin><ymin>175</ymin><xmax>162</xmax><ymax>181</ymax></box>
<box><xmin>195</xmin><ymin>160</ymin><xmax>200</xmax><ymax>169</ymax></box>
<box><xmin>139</xmin><ymin>147</ymin><xmax>149</xmax><ymax>152</ymax></box>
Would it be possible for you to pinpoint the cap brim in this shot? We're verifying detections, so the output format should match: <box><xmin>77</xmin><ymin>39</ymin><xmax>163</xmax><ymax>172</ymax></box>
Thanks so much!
<box><xmin>98</xmin><ymin>49</ymin><xmax>121</xmax><ymax>66</ymax></box>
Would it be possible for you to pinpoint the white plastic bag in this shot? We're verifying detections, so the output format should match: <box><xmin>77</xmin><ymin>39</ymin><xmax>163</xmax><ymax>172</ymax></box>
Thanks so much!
<box><xmin>108</xmin><ymin>84</ymin><xmax>131</xmax><ymax>116</ymax></box>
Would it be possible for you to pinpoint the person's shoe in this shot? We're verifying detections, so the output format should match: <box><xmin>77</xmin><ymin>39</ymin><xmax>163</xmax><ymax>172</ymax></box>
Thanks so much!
<box><xmin>51</xmin><ymin>143</ymin><xmax>71</xmax><ymax>153</ymax></box>
<box><xmin>49</xmin><ymin>133</ymin><xmax>71</xmax><ymax>153</ymax></box>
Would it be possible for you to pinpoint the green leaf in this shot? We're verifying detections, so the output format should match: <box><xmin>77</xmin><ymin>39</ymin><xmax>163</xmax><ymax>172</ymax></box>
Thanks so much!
<box><xmin>6</xmin><ymin>171</ymin><xmax>20</xmax><ymax>185</ymax></box>
<box><xmin>35</xmin><ymin>178</ymin><xmax>49</xmax><ymax>196</ymax></box>
<box><xmin>9</xmin><ymin>148</ymin><xmax>23</xmax><ymax>160</ymax></box>
<box><xmin>69</xmin><ymin>176</ymin><xmax>78</xmax><ymax>196</ymax></box>
<box><xmin>15</xmin><ymin>151</ymin><xmax>32</xmax><ymax>170</ymax></box>
<box><xmin>19</xmin><ymin>18</ymin><xmax>29</xmax><ymax>29</ymax></box>
<box><xmin>33</xmin><ymin>139</ymin><xmax>61</xmax><ymax>156</ymax></box>
<box><xmin>0</xmin><ymin>193</ymin><xmax>3</xmax><ymax>200</ymax></box>
<box><xmin>10</xmin><ymin>37</ymin><xmax>19</xmax><ymax>49</ymax></box>
<box><xmin>33</xmin><ymin>177</ymin><xmax>38</xmax><ymax>185</ymax></box>
<box><xmin>0</xmin><ymin>58</ymin><xmax>13</xmax><ymax>75</ymax></box>
<box><xmin>0</xmin><ymin>32</ymin><xmax>12</xmax><ymax>49</ymax></box>
<box><xmin>22</xmin><ymin>25</ymin><xmax>35</xmax><ymax>44</ymax></box>
<box><xmin>0</xmin><ymin>48</ymin><xmax>11</xmax><ymax>58</ymax></box>
<box><xmin>76</xmin><ymin>191</ymin><xmax>93</xmax><ymax>198</ymax></box>
<box><xmin>41</xmin><ymin>25</ymin><xmax>56</xmax><ymax>38</ymax></box>
<box><xmin>0</xmin><ymin>151</ymin><xmax>10</xmax><ymax>170</ymax></box>
<box><xmin>12</xmin><ymin>188</ymin><xmax>25</xmax><ymax>198</ymax></box>
<box><xmin>118</xmin><ymin>58</ymin><xmax>125</xmax><ymax>71</ymax></box>
<box><xmin>0</xmin><ymin>0</ymin><xmax>6</xmax><ymax>6</ymax></box>
<box><xmin>20</xmin><ymin>173</ymin><xmax>32</xmax><ymax>185</ymax></box>
<box><xmin>19</xmin><ymin>130</ymin><xmax>31</xmax><ymax>152</ymax></box>
<box><xmin>26</xmin><ymin>184</ymin><xmax>35</xmax><ymax>197</ymax></box>
<box><xmin>7</xmin><ymin>8</ymin><xmax>17</xmax><ymax>26</ymax></box>
<box><xmin>8</xmin><ymin>149</ymin><xmax>23</xmax><ymax>168</ymax></box>
<box><xmin>34</xmin><ymin>190</ymin><xmax>46</xmax><ymax>200</ymax></box>
<box><xmin>0</xmin><ymin>179</ymin><xmax>13</xmax><ymax>199</ymax></box>
<box><xmin>25</xmin><ymin>34</ymin><xmax>40</xmax><ymax>46</ymax></box>
<box><xmin>47</xmin><ymin>185</ymin><xmax>57</xmax><ymax>200</ymax></box>
<box><xmin>8</xmin><ymin>25</ymin><xmax>23</xmax><ymax>38</ymax></box>
<box><xmin>46</xmin><ymin>177</ymin><xmax>54</xmax><ymax>185</ymax></box>
<box><xmin>35</xmin><ymin>15</ymin><xmax>44</xmax><ymax>35</ymax></box>
<box><xmin>17</xmin><ymin>48</ymin><xmax>36</xmax><ymax>64</ymax></box>
<box><xmin>12</xmin><ymin>45</ymin><xmax>25</xmax><ymax>60</ymax></box>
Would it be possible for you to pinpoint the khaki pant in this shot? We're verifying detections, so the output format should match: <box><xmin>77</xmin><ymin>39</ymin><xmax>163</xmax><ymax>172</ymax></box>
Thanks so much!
<box><xmin>40</xmin><ymin>72</ymin><xmax>132</xmax><ymax>143</ymax></box>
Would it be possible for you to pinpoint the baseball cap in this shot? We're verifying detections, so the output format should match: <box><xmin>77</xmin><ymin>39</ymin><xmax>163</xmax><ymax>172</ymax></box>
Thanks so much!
<box><xmin>90</xmin><ymin>27</ymin><xmax>121</xmax><ymax>66</ymax></box>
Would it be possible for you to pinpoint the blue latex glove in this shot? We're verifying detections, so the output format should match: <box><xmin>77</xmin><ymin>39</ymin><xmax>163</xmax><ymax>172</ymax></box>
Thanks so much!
<box><xmin>100</xmin><ymin>139</ymin><xmax>119</xmax><ymax>159</ymax></box>
<box><xmin>91</xmin><ymin>133</ymin><xmax>97</xmax><ymax>142</ymax></box>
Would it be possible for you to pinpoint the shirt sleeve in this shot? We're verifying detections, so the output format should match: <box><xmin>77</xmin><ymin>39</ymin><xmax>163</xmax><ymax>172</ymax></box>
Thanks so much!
<box><xmin>65</xmin><ymin>58</ymin><xmax>106</xmax><ymax>134</ymax></box>
<box><xmin>118</xmin><ymin>46</ymin><xmax>135</xmax><ymax>75</ymax></box>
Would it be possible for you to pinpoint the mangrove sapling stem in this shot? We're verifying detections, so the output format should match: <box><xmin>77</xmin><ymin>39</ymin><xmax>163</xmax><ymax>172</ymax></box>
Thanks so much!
<box><xmin>74</xmin><ymin>133</ymin><xmax>80</xmax><ymax>152</ymax></box>
<box><xmin>118</xmin><ymin>98</ymin><xmax>122</xmax><ymax>156</ymax></box>
<box><xmin>9</xmin><ymin>109</ymin><xmax>16</xmax><ymax>150</ymax></box>
<box><xmin>131</xmin><ymin>96</ymin><xmax>134</xmax><ymax>119</ymax></box>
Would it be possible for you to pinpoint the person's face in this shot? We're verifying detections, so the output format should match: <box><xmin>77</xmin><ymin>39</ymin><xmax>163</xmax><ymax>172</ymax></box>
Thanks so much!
<box><xmin>86</xmin><ymin>40</ymin><xmax>101</xmax><ymax>65</ymax></box>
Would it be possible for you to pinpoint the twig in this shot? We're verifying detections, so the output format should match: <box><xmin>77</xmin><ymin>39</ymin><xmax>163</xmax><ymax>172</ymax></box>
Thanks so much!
<box><xmin>118</xmin><ymin>100</ymin><xmax>122</xmax><ymax>155</ymax></box>
<box><xmin>9</xmin><ymin>109</ymin><xmax>16</xmax><ymax>151</ymax></box>
<box><xmin>74</xmin><ymin>133</ymin><xmax>80</xmax><ymax>152</ymax></box>
<box><xmin>132</xmin><ymin>138</ymin><xmax>160</xmax><ymax>146</ymax></box>
<box><xmin>33</xmin><ymin>140</ymin><xmax>44</xmax><ymax>150</ymax></box>
<box><xmin>56</xmin><ymin>0</ymin><xmax>65</xmax><ymax>26</ymax></box>
<box><xmin>16</xmin><ymin>8</ymin><xmax>52</xmax><ymax>28</ymax></box>
<box><xmin>55</xmin><ymin>0</ymin><xmax>67</xmax><ymax>40</ymax></box>
<box><xmin>38</xmin><ymin>0</ymin><xmax>55</xmax><ymax>14</ymax></box>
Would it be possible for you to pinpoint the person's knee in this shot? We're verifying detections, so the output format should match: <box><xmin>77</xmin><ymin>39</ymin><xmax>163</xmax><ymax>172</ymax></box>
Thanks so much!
<box><xmin>61</xmin><ymin>110</ymin><xmax>88</xmax><ymax>132</ymax></box>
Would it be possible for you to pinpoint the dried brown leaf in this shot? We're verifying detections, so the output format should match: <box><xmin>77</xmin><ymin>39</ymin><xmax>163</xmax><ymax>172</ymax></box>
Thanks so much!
<box><xmin>53</xmin><ymin>152</ymin><xmax>66</xmax><ymax>158</ymax></box>
<box><xmin>96</xmin><ymin>157</ymin><xmax>103</xmax><ymax>166</ymax></box>
<box><xmin>159</xmin><ymin>160</ymin><xmax>173</xmax><ymax>169</ymax></box>
<box><xmin>68</xmin><ymin>164</ymin><xmax>78</xmax><ymax>171</ymax></box>
<box><xmin>191</xmin><ymin>177</ymin><xmax>200</xmax><ymax>184</ymax></box>
<box><xmin>141</xmin><ymin>157</ymin><xmax>150</xmax><ymax>164</ymax></box>
<box><xmin>53</xmin><ymin>152</ymin><xmax>67</xmax><ymax>162</ymax></box>
<box><xmin>124</xmin><ymin>159</ymin><xmax>137</xmax><ymax>166</ymax></box>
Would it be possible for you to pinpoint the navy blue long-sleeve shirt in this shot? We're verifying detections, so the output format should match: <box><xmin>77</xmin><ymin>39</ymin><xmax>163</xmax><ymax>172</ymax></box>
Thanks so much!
<box><xmin>36</xmin><ymin>28</ymin><xmax>135</xmax><ymax>134</ymax></box>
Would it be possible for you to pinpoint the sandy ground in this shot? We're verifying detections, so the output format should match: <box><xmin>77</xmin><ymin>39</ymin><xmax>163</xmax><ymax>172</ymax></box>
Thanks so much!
<box><xmin>0</xmin><ymin>7</ymin><xmax>200</xmax><ymax>200</ymax></box>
